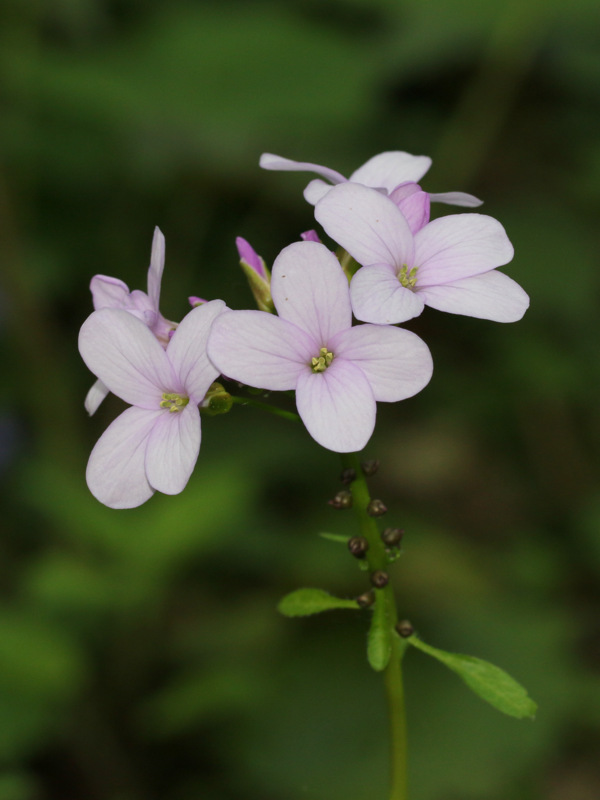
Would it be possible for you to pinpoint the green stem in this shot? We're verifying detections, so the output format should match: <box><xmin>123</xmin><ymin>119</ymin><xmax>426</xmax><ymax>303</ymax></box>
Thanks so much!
<box><xmin>340</xmin><ymin>453</ymin><xmax>408</xmax><ymax>800</ymax></box>
<box><xmin>230</xmin><ymin>394</ymin><xmax>300</xmax><ymax>423</ymax></box>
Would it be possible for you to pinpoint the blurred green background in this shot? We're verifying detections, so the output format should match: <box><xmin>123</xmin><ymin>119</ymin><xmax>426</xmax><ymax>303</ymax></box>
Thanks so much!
<box><xmin>1</xmin><ymin>0</ymin><xmax>600</xmax><ymax>798</ymax></box>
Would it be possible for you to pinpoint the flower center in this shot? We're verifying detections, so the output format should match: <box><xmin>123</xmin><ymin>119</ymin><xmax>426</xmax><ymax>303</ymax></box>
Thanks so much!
<box><xmin>159</xmin><ymin>392</ymin><xmax>190</xmax><ymax>413</ymax></box>
<box><xmin>398</xmin><ymin>264</ymin><xmax>418</xmax><ymax>289</ymax></box>
<box><xmin>311</xmin><ymin>347</ymin><xmax>334</xmax><ymax>373</ymax></box>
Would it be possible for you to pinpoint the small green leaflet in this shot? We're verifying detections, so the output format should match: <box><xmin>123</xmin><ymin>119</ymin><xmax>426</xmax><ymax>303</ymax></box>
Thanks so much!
<box><xmin>367</xmin><ymin>596</ymin><xmax>392</xmax><ymax>671</ymax></box>
<box><xmin>278</xmin><ymin>588</ymin><xmax>359</xmax><ymax>617</ymax></box>
<box><xmin>318</xmin><ymin>532</ymin><xmax>351</xmax><ymax>544</ymax></box>
<box><xmin>408</xmin><ymin>636</ymin><xmax>537</xmax><ymax>719</ymax></box>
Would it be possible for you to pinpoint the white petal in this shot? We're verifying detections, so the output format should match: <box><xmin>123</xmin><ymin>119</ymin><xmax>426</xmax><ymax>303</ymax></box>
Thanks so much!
<box><xmin>415</xmin><ymin>214</ymin><xmax>514</xmax><ymax>286</ymax></box>
<box><xmin>145</xmin><ymin>403</ymin><xmax>201</xmax><ymax>495</ymax></box>
<box><xmin>79</xmin><ymin>309</ymin><xmax>179</xmax><ymax>408</ymax></box>
<box><xmin>331</xmin><ymin>325</ymin><xmax>433</xmax><ymax>402</ymax></box>
<box><xmin>296</xmin><ymin>359</ymin><xmax>376</xmax><ymax>452</ymax></box>
<box><xmin>349</xmin><ymin>152</ymin><xmax>432</xmax><ymax>192</ymax></box>
<box><xmin>271</xmin><ymin>242</ymin><xmax>352</xmax><ymax>342</ymax></box>
<box><xmin>90</xmin><ymin>275</ymin><xmax>131</xmax><ymax>310</ymax></box>
<box><xmin>167</xmin><ymin>300</ymin><xmax>226</xmax><ymax>403</ymax></box>
<box><xmin>259</xmin><ymin>153</ymin><xmax>346</xmax><ymax>184</ymax></box>
<box><xmin>418</xmin><ymin>270</ymin><xmax>530</xmax><ymax>322</ymax></box>
<box><xmin>315</xmin><ymin>183</ymin><xmax>414</xmax><ymax>268</ymax></box>
<box><xmin>350</xmin><ymin>264</ymin><xmax>425</xmax><ymax>324</ymax></box>
<box><xmin>147</xmin><ymin>226</ymin><xmax>165</xmax><ymax>311</ymax></box>
<box><xmin>84</xmin><ymin>379</ymin><xmax>109</xmax><ymax>416</ymax></box>
<box><xmin>207</xmin><ymin>310</ymin><xmax>315</xmax><ymax>390</ymax></box>
<box><xmin>86</xmin><ymin>406</ymin><xmax>160</xmax><ymax>509</ymax></box>
<box><xmin>429</xmin><ymin>191</ymin><xmax>483</xmax><ymax>208</ymax></box>
<box><xmin>303</xmin><ymin>179</ymin><xmax>332</xmax><ymax>205</ymax></box>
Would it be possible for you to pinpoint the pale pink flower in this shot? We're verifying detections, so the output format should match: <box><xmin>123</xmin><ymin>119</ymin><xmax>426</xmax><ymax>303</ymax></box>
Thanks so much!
<box><xmin>79</xmin><ymin>300</ymin><xmax>226</xmax><ymax>509</ymax></box>
<box><xmin>85</xmin><ymin>227</ymin><xmax>177</xmax><ymax>415</ymax></box>
<box><xmin>207</xmin><ymin>241</ymin><xmax>433</xmax><ymax>453</ymax></box>
<box><xmin>315</xmin><ymin>183</ymin><xmax>529</xmax><ymax>324</ymax></box>
<box><xmin>259</xmin><ymin>151</ymin><xmax>481</xmax><ymax>209</ymax></box>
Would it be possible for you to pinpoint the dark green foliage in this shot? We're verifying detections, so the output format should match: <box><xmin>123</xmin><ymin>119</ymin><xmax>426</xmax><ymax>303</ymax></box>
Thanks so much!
<box><xmin>1</xmin><ymin>0</ymin><xmax>600</xmax><ymax>798</ymax></box>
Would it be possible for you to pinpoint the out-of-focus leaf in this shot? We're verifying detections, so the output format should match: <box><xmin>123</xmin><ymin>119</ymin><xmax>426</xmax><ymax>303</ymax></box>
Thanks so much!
<box><xmin>408</xmin><ymin>636</ymin><xmax>537</xmax><ymax>719</ymax></box>
<box><xmin>278</xmin><ymin>588</ymin><xmax>359</xmax><ymax>617</ymax></box>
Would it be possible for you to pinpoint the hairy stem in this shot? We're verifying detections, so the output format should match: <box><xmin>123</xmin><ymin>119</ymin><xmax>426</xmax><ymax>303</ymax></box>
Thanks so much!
<box><xmin>340</xmin><ymin>453</ymin><xmax>408</xmax><ymax>800</ymax></box>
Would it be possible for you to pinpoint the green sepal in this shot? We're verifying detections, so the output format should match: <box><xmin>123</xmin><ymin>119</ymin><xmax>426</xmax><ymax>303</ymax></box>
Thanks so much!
<box><xmin>318</xmin><ymin>532</ymin><xmax>351</xmax><ymax>544</ymax></box>
<box><xmin>367</xmin><ymin>595</ymin><xmax>392</xmax><ymax>671</ymax></box>
<box><xmin>201</xmin><ymin>382</ymin><xmax>233</xmax><ymax>416</ymax></box>
<box><xmin>278</xmin><ymin>588</ymin><xmax>360</xmax><ymax>617</ymax></box>
<box><xmin>336</xmin><ymin>247</ymin><xmax>362</xmax><ymax>281</ymax></box>
<box><xmin>408</xmin><ymin>636</ymin><xmax>537</xmax><ymax>719</ymax></box>
<box><xmin>240</xmin><ymin>259</ymin><xmax>275</xmax><ymax>313</ymax></box>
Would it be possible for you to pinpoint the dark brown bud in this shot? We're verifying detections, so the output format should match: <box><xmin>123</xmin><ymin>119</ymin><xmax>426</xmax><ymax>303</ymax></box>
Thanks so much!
<box><xmin>395</xmin><ymin>620</ymin><xmax>414</xmax><ymax>638</ymax></box>
<box><xmin>356</xmin><ymin>590</ymin><xmax>375</xmax><ymax>608</ymax></box>
<box><xmin>367</xmin><ymin>499</ymin><xmax>387</xmax><ymax>517</ymax></box>
<box><xmin>370</xmin><ymin>570</ymin><xmax>389</xmax><ymax>589</ymax></box>
<box><xmin>381</xmin><ymin>527</ymin><xmax>404</xmax><ymax>547</ymax></box>
<box><xmin>328</xmin><ymin>490</ymin><xmax>353</xmax><ymax>510</ymax></box>
<box><xmin>347</xmin><ymin>536</ymin><xmax>369</xmax><ymax>558</ymax></box>
<box><xmin>340</xmin><ymin>467</ymin><xmax>356</xmax><ymax>485</ymax></box>
<box><xmin>361</xmin><ymin>459</ymin><xmax>380</xmax><ymax>477</ymax></box>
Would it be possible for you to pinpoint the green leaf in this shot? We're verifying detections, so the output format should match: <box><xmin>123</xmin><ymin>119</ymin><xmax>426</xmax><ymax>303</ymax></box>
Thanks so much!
<box><xmin>408</xmin><ymin>637</ymin><xmax>537</xmax><ymax>719</ymax></box>
<box><xmin>318</xmin><ymin>532</ymin><xmax>351</xmax><ymax>544</ymax></box>
<box><xmin>278</xmin><ymin>589</ymin><xmax>359</xmax><ymax>617</ymax></box>
<box><xmin>367</xmin><ymin>598</ymin><xmax>392</xmax><ymax>672</ymax></box>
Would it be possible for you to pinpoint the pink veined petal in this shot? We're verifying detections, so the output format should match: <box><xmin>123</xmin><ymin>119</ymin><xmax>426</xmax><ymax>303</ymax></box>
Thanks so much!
<box><xmin>349</xmin><ymin>152</ymin><xmax>432</xmax><ymax>193</ymax></box>
<box><xmin>90</xmin><ymin>275</ymin><xmax>131</xmax><ymax>311</ymax></box>
<box><xmin>207</xmin><ymin>310</ymin><xmax>316</xmax><ymax>391</ymax></box>
<box><xmin>315</xmin><ymin>183</ymin><xmax>415</xmax><ymax>269</ymax></box>
<box><xmin>147</xmin><ymin>226</ymin><xmax>165</xmax><ymax>311</ymax></box>
<box><xmin>350</xmin><ymin>263</ymin><xmax>425</xmax><ymax>324</ymax></box>
<box><xmin>167</xmin><ymin>300</ymin><xmax>226</xmax><ymax>403</ymax></box>
<box><xmin>388</xmin><ymin>185</ymin><xmax>431</xmax><ymax>234</ymax></box>
<box><xmin>79</xmin><ymin>309</ymin><xmax>179</xmax><ymax>408</ymax></box>
<box><xmin>296</xmin><ymin>359</ymin><xmax>376</xmax><ymax>453</ymax></box>
<box><xmin>86</xmin><ymin>406</ymin><xmax>161</xmax><ymax>509</ymax></box>
<box><xmin>414</xmin><ymin>214</ymin><xmax>514</xmax><ymax>286</ymax></box>
<box><xmin>303</xmin><ymin>179</ymin><xmax>332</xmax><ymax>205</ymax></box>
<box><xmin>330</xmin><ymin>325</ymin><xmax>433</xmax><ymax>402</ymax></box>
<box><xmin>418</xmin><ymin>269</ymin><xmax>530</xmax><ymax>322</ymax></box>
<box><xmin>259</xmin><ymin>153</ymin><xmax>346</xmax><ymax>185</ymax></box>
<box><xmin>270</xmin><ymin>241</ymin><xmax>352</xmax><ymax>342</ymax></box>
<box><xmin>429</xmin><ymin>191</ymin><xmax>483</xmax><ymax>208</ymax></box>
<box><xmin>85</xmin><ymin>379</ymin><xmax>110</xmax><ymax>416</ymax></box>
<box><xmin>145</xmin><ymin>403</ymin><xmax>201</xmax><ymax>496</ymax></box>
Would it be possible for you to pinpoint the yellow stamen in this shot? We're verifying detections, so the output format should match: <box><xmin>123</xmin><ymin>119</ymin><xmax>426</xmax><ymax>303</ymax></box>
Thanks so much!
<box><xmin>160</xmin><ymin>392</ymin><xmax>190</xmax><ymax>413</ymax></box>
<box><xmin>311</xmin><ymin>347</ymin><xmax>334</xmax><ymax>373</ymax></box>
<box><xmin>398</xmin><ymin>264</ymin><xmax>418</xmax><ymax>289</ymax></box>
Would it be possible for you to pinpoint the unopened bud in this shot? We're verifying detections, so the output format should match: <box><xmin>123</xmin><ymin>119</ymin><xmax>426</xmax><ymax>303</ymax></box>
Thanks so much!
<box><xmin>361</xmin><ymin>459</ymin><xmax>379</xmax><ymax>477</ymax></box>
<box><xmin>340</xmin><ymin>467</ymin><xmax>356</xmax><ymax>485</ymax></box>
<box><xmin>237</xmin><ymin>236</ymin><xmax>275</xmax><ymax>314</ymax></box>
<box><xmin>200</xmin><ymin>382</ymin><xmax>233</xmax><ymax>416</ymax></box>
<box><xmin>347</xmin><ymin>536</ymin><xmax>369</xmax><ymax>559</ymax></box>
<box><xmin>370</xmin><ymin>570</ymin><xmax>389</xmax><ymax>589</ymax></box>
<box><xmin>356</xmin><ymin>590</ymin><xmax>375</xmax><ymax>608</ymax></box>
<box><xmin>328</xmin><ymin>490</ymin><xmax>353</xmax><ymax>510</ymax></box>
<box><xmin>395</xmin><ymin>620</ymin><xmax>414</xmax><ymax>638</ymax></box>
<box><xmin>367</xmin><ymin>499</ymin><xmax>387</xmax><ymax>517</ymax></box>
<box><xmin>381</xmin><ymin>527</ymin><xmax>404</xmax><ymax>547</ymax></box>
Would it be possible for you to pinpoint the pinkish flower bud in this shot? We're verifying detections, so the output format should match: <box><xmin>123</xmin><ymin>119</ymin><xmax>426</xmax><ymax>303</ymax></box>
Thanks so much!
<box><xmin>300</xmin><ymin>230</ymin><xmax>321</xmax><ymax>243</ymax></box>
<box><xmin>236</xmin><ymin>236</ymin><xmax>274</xmax><ymax>314</ymax></box>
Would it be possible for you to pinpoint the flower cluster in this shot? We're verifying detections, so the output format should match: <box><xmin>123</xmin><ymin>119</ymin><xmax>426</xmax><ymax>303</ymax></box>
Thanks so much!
<box><xmin>80</xmin><ymin>150</ymin><xmax>529</xmax><ymax>508</ymax></box>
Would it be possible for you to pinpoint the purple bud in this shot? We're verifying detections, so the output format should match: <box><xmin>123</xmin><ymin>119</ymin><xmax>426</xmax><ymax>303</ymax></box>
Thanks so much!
<box><xmin>189</xmin><ymin>296</ymin><xmax>208</xmax><ymax>307</ymax></box>
<box><xmin>300</xmin><ymin>230</ymin><xmax>321</xmax><ymax>243</ymax></box>
<box><xmin>236</xmin><ymin>236</ymin><xmax>267</xmax><ymax>278</ymax></box>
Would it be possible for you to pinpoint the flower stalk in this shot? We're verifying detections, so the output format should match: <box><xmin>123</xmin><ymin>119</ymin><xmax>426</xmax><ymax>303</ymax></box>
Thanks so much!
<box><xmin>340</xmin><ymin>453</ymin><xmax>409</xmax><ymax>800</ymax></box>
